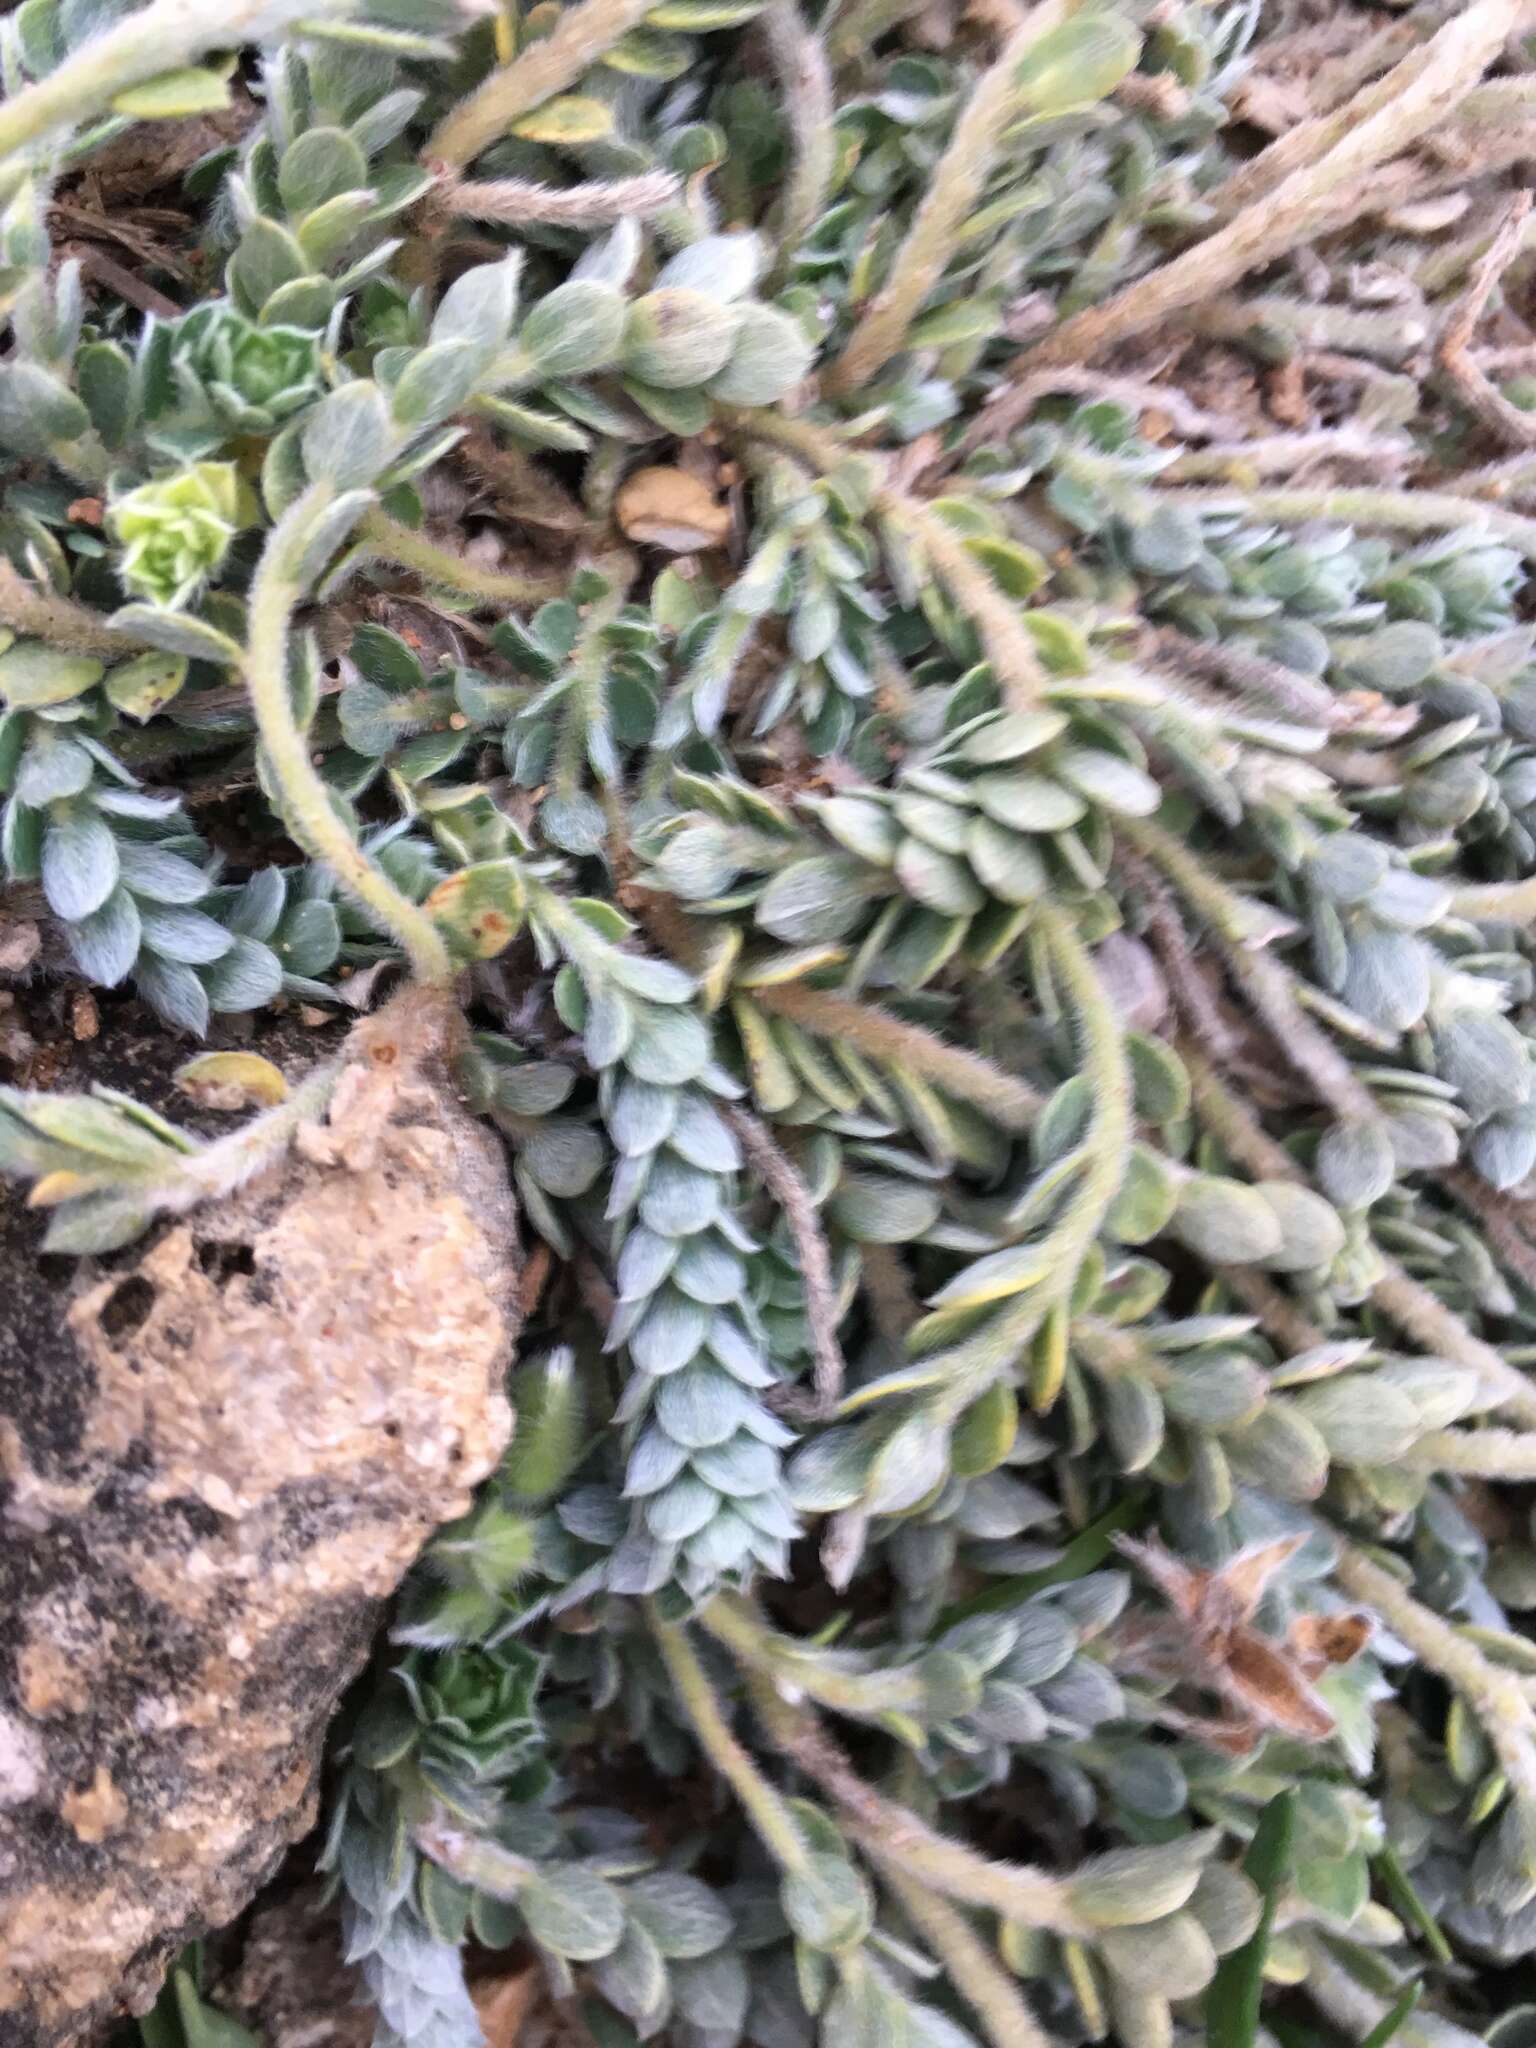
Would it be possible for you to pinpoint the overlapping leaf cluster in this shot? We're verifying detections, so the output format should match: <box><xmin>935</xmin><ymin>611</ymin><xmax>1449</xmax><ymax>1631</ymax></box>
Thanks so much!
<box><xmin>6</xmin><ymin>1</ymin><xmax>1536</xmax><ymax>2046</ymax></box>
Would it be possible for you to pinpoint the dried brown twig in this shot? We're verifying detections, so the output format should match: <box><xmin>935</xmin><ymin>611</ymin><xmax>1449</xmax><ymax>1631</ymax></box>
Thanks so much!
<box><xmin>722</xmin><ymin>1104</ymin><xmax>848</xmax><ymax>1414</ymax></box>
<box><xmin>430</xmin><ymin>168</ymin><xmax>681</xmax><ymax>227</ymax></box>
<box><xmin>965</xmin><ymin>0</ymin><xmax>1525</xmax><ymax>438</ymax></box>
<box><xmin>1435</xmin><ymin>191</ymin><xmax>1536</xmax><ymax>449</ymax></box>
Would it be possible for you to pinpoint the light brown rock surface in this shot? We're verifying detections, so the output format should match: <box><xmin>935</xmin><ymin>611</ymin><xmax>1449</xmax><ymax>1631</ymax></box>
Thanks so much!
<box><xmin>0</xmin><ymin>990</ymin><xmax>517</xmax><ymax>2046</ymax></box>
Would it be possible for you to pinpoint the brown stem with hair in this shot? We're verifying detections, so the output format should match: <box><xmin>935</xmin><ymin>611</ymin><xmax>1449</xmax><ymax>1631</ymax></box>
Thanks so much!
<box><xmin>723</xmin><ymin>1104</ymin><xmax>847</xmax><ymax>1413</ymax></box>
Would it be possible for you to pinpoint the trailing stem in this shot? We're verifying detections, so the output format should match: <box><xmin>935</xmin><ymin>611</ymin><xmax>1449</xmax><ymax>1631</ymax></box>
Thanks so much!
<box><xmin>825</xmin><ymin>1</ymin><xmax>1066</xmax><ymax>395</ymax></box>
<box><xmin>426</xmin><ymin>0</ymin><xmax>659</xmax><ymax>168</ymax></box>
<box><xmin>247</xmin><ymin>488</ymin><xmax>453</xmax><ymax>984</ymax></box>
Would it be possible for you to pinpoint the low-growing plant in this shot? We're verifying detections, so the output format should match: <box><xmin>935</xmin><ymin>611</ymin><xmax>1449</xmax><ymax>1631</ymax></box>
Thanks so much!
<box><xmin>5</xmin><ymin>0</ymin><xmax>1536</xmax><ymax>2044</ymax></box>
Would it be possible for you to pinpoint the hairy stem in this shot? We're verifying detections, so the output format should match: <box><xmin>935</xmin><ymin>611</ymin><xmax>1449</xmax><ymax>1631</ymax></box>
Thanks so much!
<box><xmin>358</xmin><ymin>509</ymin><xmax>606</xmax><ymax>604</ymax></box>
<box><xmin>0</xmin><ymin>560</ymin><xmax>158</xmax><ymax>658</ymax></box>
<box><xmin>0</xmin><ymin>0</ymin><xmax>339</xmax><ymax>162</ymax></box>
<box><xmin>1335</xmin><ymin>1542</ymin><xmax>1536</xmax><ymax>1811</ymax></box>
<box><xmin>1162</xmin><ymin>484</ymin><xmax>1536</xmax><ymax>564</ymax></box>
<box><xmin>426</xmin><ymin>0</ymin><xmax>658</xmax><ymax>167</ymax></box>
<box><xmin>984</xmin><ymin>0</ymin><xmax>1523</xmax><ymax>386</ymax></box>
<box><xmin>756</xmin><ymin>982</ymin><xmax>1041</xmax><ymax>1129</ymax></box>
<box><xmin>880</xmin><ymin>1859</ymin><xmax>1058</xmax><ymax>2048</ymax></box>
<box><xmin>723</xmin><ymin>1106</ymin><xmax>847</xmax><ymax>1412</ymax></box>
<box><xmin>826</xmin><ymin>2</ymin><xmax>1065</xmax><ymax>394</ymax></box>
<box><xmin>649</xmin><ymin>1611</ymin><xmax>813</xmax><ymax>1874</ymax></box>
<box><xmin>247</xmin><ymin>489</ymin><xmax>452</xmax><ymax>984</ymax></box>
<box><xmin>430</xmin><ymin>168</ymin><xmax>681</xmax><ymax>225</ymax></box>
<box><xmin>749</xmin><ymin>1680</ymin><xmax>1089</xmax><ymax>1933</ymax></box>
<box><xmin>762</xmin><ymin>0</ymin><xmax>835</xmax><ymax>285</ymax></box>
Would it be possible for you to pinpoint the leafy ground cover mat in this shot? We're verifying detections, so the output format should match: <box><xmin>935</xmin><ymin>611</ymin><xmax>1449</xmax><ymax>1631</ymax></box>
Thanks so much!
<box><xmin>5</xmin><ymin>2</ymin><xmax>1536</xmax><ymax>2046</ymax></box>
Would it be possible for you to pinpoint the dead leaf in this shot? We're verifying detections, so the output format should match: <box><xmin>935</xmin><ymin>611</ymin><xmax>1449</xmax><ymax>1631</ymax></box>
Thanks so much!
<box><xmin>471</xmin><ymin>1969</ymin><xmax>539</xmax><ymax>2048</ymax></box>
<box><xmin>616</xmin><ymin>466</ymin><xmax>731</xmax><ymax>553</ymax></box>
<box><xmin>1115</xmin><ymin>1533</ymin><xmax>1371</xmax><ymax>1755</ymax></box>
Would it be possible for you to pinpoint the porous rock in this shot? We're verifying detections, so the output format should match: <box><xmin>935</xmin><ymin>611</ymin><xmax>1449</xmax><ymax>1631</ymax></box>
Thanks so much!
<box><xmin>0</xmin><ymin>989</ymin><xmax>517</xmax><ymax>2045</ymax></box>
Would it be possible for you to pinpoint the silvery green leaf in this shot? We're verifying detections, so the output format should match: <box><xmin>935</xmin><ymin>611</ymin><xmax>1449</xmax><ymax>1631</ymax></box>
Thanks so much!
<box><xmin>1100</xmin><ymin>1912</ymin><xmax>1216</xmax><ymax>1998</ymax></box>
<box><xmin>685</xmin><ymin>1503</ymin><xmax>756</xmax><ymax>1577</ymax></box>
<box><xmin>541</xmin><ymin>789</ymin><xmax>606</xmax><ymax>856</ymax></box>
<box><xmin>1068</xmin><ymin>1835</ymin><xmax>1214</xmax><ymax>1929</ymax></box>
<box><xmin>1188</xmin><ymin>1863</ymin><xmax>1261</xmax><ymax>1954</ymax></box>
<box><xmin>706</xmin><ymin>303</ymin><xmax>814</xmax><ymax>404</ymax></box>
<box><xmin>1316</xmin><ymin>1118</ymin><xmax>1395</xmax><ymax>1209</ymax></box>
<box><xmin>0</xmin><ymin>642</ymin><xmax>104</xmax><ymax>710</ymax></box>
<box><xmin>641</xmin><ymin>1155</ymin><xmax>721</xmax><ymax>1236</ymax></box>
<box><xmin>279</xmin><ymin>899</ymin><xmax>342</xmax><ymax>976</ymax></box>
<box><xmin>137</xmin><ymin>903</ymin><xmax>234</xmax><ymax>965</ymax></box>
<box><xmin>672</xmin><ymin>1234</ymin><xmax>745</xmax><ymax>1304</ymax></box>
<box><xmin>518</xmin><ymin>280</ymin><xmax>627</xmax><ymax>378</ymax></box>
<box><xmin>230</xmin><ymin>217</ymin><xmax>308</xmax><ymax>315</ymax></box>
<box><xmin>645</xmin><ymin>1471</ymin><xmax>719</xmax><ymax>1541</ymax></box>
<box><xmin>1434</xmin><ymin>1009</ymin><xmax>1532</xmax><ymax>1119</ymax></box>
<box><xmin>203</xmin><ymin>936</ymin><xmax>284</xmax><ymax>1011</ymax></box>
<box><xmin>1161</xmin><ymin>1352</ymin><xmax>1266</xmax><ymax>1428</ymax></box>
<box><xmin>865</xmin><ymin>1411</ymin><xmax>948</xmax><ymax>1514</ymax></box>
<box><xmin>390</xmin><ymin>340</ymin><xmax>487</xmax><ymax>429</ymax></box>
<box><xmin>970</xmin><ymin>770</ymin><xmax>1086</xmax><ymax>833</ymax></box>
<box><xmin>1309</xmin><ymin>833</ymin><xmax>1389</xmax><ymax>904</ymax></box>
<box><xmin>630</xmin><ymin>1875</ymin><xmax>741</xmax><ymax>1966</ymax></box>
<box><xmin>671</xmin><ymin>1949</ymin><xmax>750</xmax><ymax>2034</ymax></box>
<box><xmin>294</xmin><ymin>488</ymin><xmax>375</xmax><ymax>586</ymax></box>
<box><xmin>830</xmin><ymin>1172</ymin><xmax>942</xmax><ymax>1243</ymax></box>
<box><xmin>690</xmin><ymin>1431</ymin><xmax>781</xmax><ymax>1495</ymax></box>
<box><xmin>1225</xmin><ymin>1402</ymin><xmax>1330</xmax><ymax>1501</ymax></box>
<box><xmin>966</xmin><ymin>816</ymin><xmax>1046</xmax><ymax>904</ymax></box>
<box><xmin>0</xmin><ymin>359</ymin><xmax>90</xmax><ymax>452</ymax></box>
<box><xmin>1172</xmin><ymin>1176</ymin><xmax>1283</xmax><ymax>1264</ymax></box>
<box><xmin>496</xmin><ymin>1060</ymin><xmax>574</xmax><ymax>1116</ymax></box>
<box><xmin>812</xmin><ymin>794</ymin><xmax>901</xmax><ymax>867</ymax></box>
<box><xmin>1368</xmin><ymin>866</ymin><xmax>1453</xmax><ymax>930</ymax></box>
<box><xmin>1471</xmin><ymin>1107</ymin><xmax>1536</xmax><ymax>1189</ymax></box>
<box><xmin>1253</xmin><ymin>1181</ymin><xmax>1345</xmax><ymax>1273</ymax></box>
<box><xmin>521</xmin><ymin>1867</ymin><xmax>626</xmax><ymax>1961</ymax></box>
<box><xmin>1056</xmin><ymin>747</ymin><xmax>1160</xmax><ymax>817</ymax></box>
<box><xmin>667</xmin><ymin>1094</ymin><xmax>740</xmax><ymax>1173</ymax></box>
<box><xmin>43</xmin><ymin>1192</ymin><xmax>153</xmax><ymax>1254</ymax></box>
<box><xmin>1341</xmin><ymin>928</ymin><xmax>1431</xmax><ymax>1035</ymax></box>
<box><xmin>611</xmin><ymin>1080</ymin><xmax>680</xmax><ymax>1158</ymax></box>
<box><xmin>433</xmin><ymin>251</ymin><xmax>521</xmax><ymax>351</ymax></box>
<box><xmin>757</xmin><ymin>855</ymin><xmax>874</xmax><ymax>943</ymax></box>
<box><xmin>279</xmin><ymin>125</ymin><xmax>369</xmax><ymax>215</ymax></box>
<box><xmin>623</xmin><ymin>289</ymin><xmax>741</xmax><ymax>389</ymax></box>
<box><xmin>592</xmin><ymin>1920</ymin><xmax>669</xmax><ymax>2030</ymax></box>
<box><xmin>894</xmin><ymin>837</ymin><xmax>984</xmax><ymax>916</ymax></box>
<box><xmin>572</xmin><ymin>217</ymin><xmax>641</xmax><ymax>287</ymax></box>
<box><xmin>1102</xmin><ymin>1374</ymin><xmax>1164</xmax><ymax>1473</ymax></box>
<box><xmin>780</xmin><ymin>1855</ymin><xmax>872</xmax><ymax>1952</ymax></box>
<box><xmin>1292</xmin><ymin>1375</ymin><xmax>1421</xmax><ymax>1465</ymax></box>
<box><xmin>68</xmin><ymin>886</ymin><xmax>141</xmax><ymax>987</ymax></box>
<box><xmin>624</xmin><ymin>1425</ymin><xmax>690</xmax><ymax>1497</ymax></box>
<box><xmin>304</xmin><ymin>382</ymin><xmax>394</xmax><ymax>490</ymax></box>
<box><xmin>630</xmin><ymin>1289</ymin><xmax>711</xmax><ymax>1375</ymax></box>
<box><xmin>522</xmin><ymin>1121</ymin><xmax>605</xmax><ymax>1197</ymax></box>
<box><xmin>955</xmin><ymin>709</ymin><xmax>1069</xmax><ymax>764</ymax></box>
<box><xmin>655</xmin><ymin>1363</ymin><xmax>755</xmax><ymax>1449</ymax></box>
<box><xmin>43</xmin><ymin>811</ymin><xmax>118</xmax><ymax>921</ymax></box>
<box><xmin>625</xmin><ymin>1007</ymin><xmax>712</xmax><ymax>1087</ymax></box>
<box><xmin>607</xmin><ymin>952</ymin><xmax>696</xmax><ymax>1004</ymax></box>
<box><xmin>109</xmin><ymin>607</ymin><xmax>244</xmax><ymax>666</ymax></box>
<box><xmin>16</xmin><ymin>731</ymin><xmax>92</xmax><ymax>806</ymax></box>
<box><xmin>1386</xmin><ymin>1103</ymin><xmax>1461</xmax><ymax>1173</ymax></box>
<box><xmin>706</xmin><ymin>1311</ymin><xmax>776</xmax><ymax>1388</ymax></box>
<box><xmin>656</xmin><ymin>233</ymin><xmax>762</xmax><ymax>301</ymax></box>
<box><xmin>136</xmin><ymin>955</ymin><xmax>211</xmax><ymax>1036</ymax></box>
